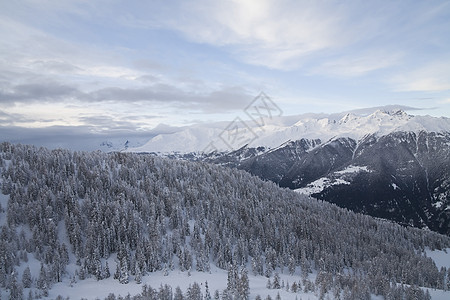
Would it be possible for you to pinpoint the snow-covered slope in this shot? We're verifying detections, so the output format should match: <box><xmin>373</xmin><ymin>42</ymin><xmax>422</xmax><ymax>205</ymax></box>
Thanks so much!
<box><xmin>128</xmin><ymin>108</ymin><xmax>450</xmax><ymax>153</ymax></box>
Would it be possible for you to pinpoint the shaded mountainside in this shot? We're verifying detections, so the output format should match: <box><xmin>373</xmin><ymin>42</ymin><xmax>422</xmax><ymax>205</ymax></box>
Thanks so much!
<box><xmin>318</xmin><ymin>131</ymin><xmax>450</xmax><ymax>234</ymax></box>
<box><xmin>1</xmin><ymin>142</ymin><xmax>450</xmax><ymax>299</ymax></box>
<box><xmin>196</xmin><ymin>131</ymin><xmax>450</xmax><ymax>234</ymax></box>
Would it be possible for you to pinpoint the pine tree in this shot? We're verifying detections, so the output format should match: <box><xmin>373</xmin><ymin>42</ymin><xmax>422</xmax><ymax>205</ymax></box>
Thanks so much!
<box><xmin>94</xmin><ymin>256</ymin><xmax>103</xmax><ymax>281</ymax></box>
<box><xmin>204</xmin><ymin>281</ymin><xmax>212</xmax><ymax>300</ymax></box>
<box><xmin>273</xmin><ymin>273</ymin><xmax>281</xmax><ymax>289</ymax></box>
<box><xmin>221</xmin><ymin>289</ymin><xmax>232</xmax><ymax>300</ymax></box>
<box><xmin>113</xmin><ymin>261</ymin><xmax>120</xmax><ymax>280</ymax></box>
<box><xmin>158</xmin><ymin>284</ymin><xmax>173</xmax><ymax>300</ymax></box>
<box><xmin>105</xmin><ymin>293</ymin><xmax>116</xmax><ymax>300</ymax></box>
<box><xmin>141</xmin><ymin>284</ymin><xmax>157</xmax><ymax>299</ymax></box>
<box><xmin>227</xmin><ymin>264</ymin><xmax>238</xmax><ymax>295</ymax></box>
<box><xmin>238</xmin><ymin>267</ymin><xmax>250</xmax><ymax>300</ymax></box>
<box><xmin>291</xmin><ymin>281</ymin><xmax>298</xmax><ymax>293</ymax></box>
<box><xmin>119</xmin><ymin>256</ymin><xmax>129</xmax><ymax>284</ymax></box>
<box><xmin>104</xmin><ymin>261</ymin><xmax>111</xmax><ymax>279</ymax></box>
<box><xmin>135</xmin><ymin>270</ymin><xmax>142</xmax><ymax>284</ymax></box>
<box><xmin>186</xmin><ymin>282</ymin><xmax>202</xmax><ymax>300</ymax></box>
<box><xmin>265</xmin><ymin>262</ymin><xmax>273</xmax><ymax>278</ymax></box>
<box><xmin>9</xmin><ymin>270</ymin><xmax>23</xmax><ymax>300</ymax></box>
<box><xmin>288</xmin><ymin>255</ymin><xmax>296</xmax><ymax>275</ymax></box>
<box><xmin>22</xmin><ymin>266</ymin><xmax>32</xmax><ymax>288</ymax></box>
<box><xmin>267</xmin><ymin>278</ymin><xmax>272</xmax><ymax>289</ymax></box>
<box><xmin>425</xmin><ymin>289</ymin><xmax>432</xmax><ymax>300</ymax></box>
<box><xmin>36</xmin><ymin>263</ymin><xmax>48</xmax><ymax>292</ymax></box>
<box><xmin>78</xmin><ymin>264</ymin><xmax>87</xmax><ymax>280</ymax></box>
<box><xmin>174</xmin><ymin>286</ymin><xmax>184</xmax><ymax>300</ymax></box>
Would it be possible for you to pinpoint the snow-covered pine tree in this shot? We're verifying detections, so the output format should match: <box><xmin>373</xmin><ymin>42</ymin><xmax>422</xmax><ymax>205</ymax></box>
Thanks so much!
<box><xmin>174</xmin><ymin>286</ymin><xmax>184</xmax><ymax>300</ymax></box>
<box><xmin>119</xmin><ymin>256</ymin><xmax>129</xmax><ymax>284</ymax></box>
<box><xmin>9</xmin><ymin>270</ymin><xmax>23</xmax><ymax>300</ymax></box>
<box><xmin>238</xmin><ymin>267</ymin><xmax>250</xmax><ymax>300</ymax></box>
<box><xmin>21</xmin><ymin>266</ymin><xmax>32</xmax><ymax>288</ymax></box>
<box><xmin>204</xmin><ymin>281</ymin><xmax>212</xmax><ymax>300</ymax></box>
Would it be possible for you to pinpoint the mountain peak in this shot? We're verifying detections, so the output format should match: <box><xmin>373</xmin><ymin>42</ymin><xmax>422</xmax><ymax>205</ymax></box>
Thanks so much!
<box><xmin>339</xmin><ymin>113</ymin><xmax>358</xmax><ymax>124</ymax></box>
<box><xmin>368</xmin><ymin>109</ymin><xmax>410</xmax><ymax>119</ymax></box>
<box><xmin>389</xmin><ymin>109</ymin><xmax>409</xmax><ymax>117</ymax></box>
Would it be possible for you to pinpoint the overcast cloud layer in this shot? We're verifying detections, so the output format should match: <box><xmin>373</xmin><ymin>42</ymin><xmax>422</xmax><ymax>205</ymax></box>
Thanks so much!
<box><xmin>0</xmin><ymin>0</ymin><xmax>449</xmax><ymax>149</ymax></box>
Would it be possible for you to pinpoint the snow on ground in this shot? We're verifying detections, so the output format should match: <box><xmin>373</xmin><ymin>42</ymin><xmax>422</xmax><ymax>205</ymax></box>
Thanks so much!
<box><xmin>433</xmin><ymin>201</ymin><xmax>443</xmax><ymax>209</ymax></box>
<box><xmin>425</xmin><ymin>288</ymin><xmax>450</xmax><ymax>300</ymax></box>
<box><xmin>45</xmin><ymin>265</ymin><xmax>320</xmax><ymax>300</ymax></box>
<box><xmin>3</xmin><ymin>262</ymin><xmax>446</xmax><ymax>300</ymax></box>
<box><xmin>295</xmin><ymin>165</ymin><xmax>372</xmax><ymax>196</ymax></box>
<box><xmin>335</xmin><ymin>165</ymin><xmax>371</xmax><ymax>174</ymax></box>
<box><xmin>295</xmin><ymin>177</ymin><xmax>350</xmax><ymax>195</ymax></box>
<box><xmin>425</xmin><ymin>248</ymin><xmax>450</xmax><ymax>269</ymax></box>
<box><xmin>39</xmin><ymin>267</ymin><xmax>450</xmax><ymax>300</ymax></box>
<box><xmin>391</xmin><ymin>183</ymin><xmax>400</xmax><ymax>190</ymax></box>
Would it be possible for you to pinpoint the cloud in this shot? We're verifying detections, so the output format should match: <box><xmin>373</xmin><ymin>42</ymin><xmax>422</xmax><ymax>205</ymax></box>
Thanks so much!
<box><xmin>0</xmin><ymin>109</ymin><xmax>27</xmax><ymax>125</ymax></box>
<box><xmin>312</xmin><ymin>51</ymin><xmax>402</xmax><ymax>77</ymax></box>
<box><xmin>0</xmin><ymin>10</ymin><xmax>257</xmax><ymax>114</ymax></box>
<box><xmin>86</xmin><ymin>84</ymin><xmax>253</xmax><ymax>113</ymax></box>
<box><xmin>138</xmin><ymin>0</ymin><xmax>430</xmax><ymax>72</ymax></box>
<box><xmin>0</xmin><ymin>76</ymin><xmax>253</xmax><ymax>114</ymax></box>
<box><xmin>390</xmin><ymin>61</ymin><xmax>450</xmax><ymax>92</ymax></box>
<box><xmin>162</xmin><ymin>0</ymin><xmax>349</xmax><ymax>70</ymax></box>
<box><xmin>0</xmin><ymin>108</ymin><xmax>65</xmax><ymax>126</ymax></box>
<box><xmin>29</xmin><ymin>60</ymin><xmax>83</xmax><ymax>74</ymax></box>
<box><xmin>0</xmin><ymin>82</ymin><xmax>81</xmax><ymax>103</ymax></box>
<box><xmin>343</xmin><ymin>105</ymin><xmax>430</xmax><ymax>116</ymax></box>
<box><xmin>77</xmin><ymin>114</ymin><xmax>160</xmax><ymax>131</ymax></box>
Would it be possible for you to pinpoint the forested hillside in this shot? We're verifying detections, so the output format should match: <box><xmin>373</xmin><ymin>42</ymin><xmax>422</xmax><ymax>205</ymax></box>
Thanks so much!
<box><xmin>1</xmin><ymin>142</ymin><xmax>449</xmax><ymax>299</ymax></box>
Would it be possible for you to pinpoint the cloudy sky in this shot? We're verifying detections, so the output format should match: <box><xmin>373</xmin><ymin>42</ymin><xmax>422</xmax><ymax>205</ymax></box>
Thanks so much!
<box><xmin>1</xmin><ymin>0</ymin><xmax>450</xmax><ymax>149</ymax></box>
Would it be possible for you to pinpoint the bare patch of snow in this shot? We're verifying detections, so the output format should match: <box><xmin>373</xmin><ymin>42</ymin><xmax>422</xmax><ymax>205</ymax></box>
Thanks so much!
<box><xmin>433</xmin><ymin>201</ymin><xmax>443</xmax><ymax>209</ymax></box>
<box><xmin>295</xmin><ymin>177</ymin><xmax>350</xmax><ymax>195</ymax></box>
<box><xmin>391</xmin><ymin>183</ymin><xmax>400</xmax><ymax>190</ymax></box>
<box><xmin>335</xmin><ymin>165</ymin><xmax>371</xmax><ymax>174</ymax></box>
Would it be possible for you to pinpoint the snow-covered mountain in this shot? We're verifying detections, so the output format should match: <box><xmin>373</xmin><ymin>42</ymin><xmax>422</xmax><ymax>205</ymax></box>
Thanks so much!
<box><xmin>129</xmin><ymin>107</ymin><xmax>450</xmax><ymax>234</ymax></box>
<box><xmin>128</xmin><ymin>107</ymin><xmax>450</xmax><ymax>153</ymax></box>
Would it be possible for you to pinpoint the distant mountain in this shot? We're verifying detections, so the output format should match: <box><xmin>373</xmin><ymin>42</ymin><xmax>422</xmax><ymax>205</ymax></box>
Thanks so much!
<box><xmin>128</xmin><ymin>108</ymin><xmax>450</xmax><ymax>234</ymax></box>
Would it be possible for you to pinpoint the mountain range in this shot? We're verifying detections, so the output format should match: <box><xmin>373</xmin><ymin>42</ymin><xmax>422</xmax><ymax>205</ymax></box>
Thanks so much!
<box><xmin>128</xmin><ymin>107</ymin><xmax>450</xmax><ymax>234</ymax></box>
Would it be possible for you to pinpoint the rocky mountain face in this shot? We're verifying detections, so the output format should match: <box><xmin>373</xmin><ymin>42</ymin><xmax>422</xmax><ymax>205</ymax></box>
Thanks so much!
<box><xmin>130</xmin><ymin>109</ymin><xmax>450</xmax><ymax>234</ymax></box>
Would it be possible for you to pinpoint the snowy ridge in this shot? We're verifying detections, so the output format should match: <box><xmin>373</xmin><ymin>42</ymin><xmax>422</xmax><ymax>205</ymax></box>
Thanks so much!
<box><xmin>128</xmin><ymin>107</ymin><xmax>450</xmax><ymax>153</ymax></box>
